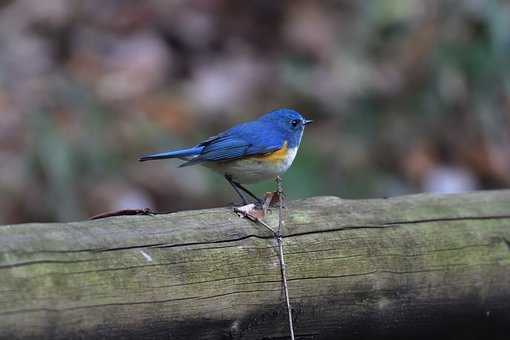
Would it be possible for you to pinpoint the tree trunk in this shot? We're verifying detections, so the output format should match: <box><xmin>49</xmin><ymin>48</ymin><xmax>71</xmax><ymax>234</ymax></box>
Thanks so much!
<box><xmin>1</xmin><ymin>191</ymin><xmax>510</xmax><ymax>339</ymax></box>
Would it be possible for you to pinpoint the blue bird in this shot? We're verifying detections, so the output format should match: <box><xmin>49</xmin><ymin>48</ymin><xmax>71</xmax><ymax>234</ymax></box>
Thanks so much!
<box><xmin>139</xmin><ymin>108</ymin><xmax>312</xmax><ymax>205</ymax></box>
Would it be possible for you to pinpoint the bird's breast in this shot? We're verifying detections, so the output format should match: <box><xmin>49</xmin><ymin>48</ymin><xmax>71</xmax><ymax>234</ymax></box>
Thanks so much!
<box><xmin>254</xmin><ymin>141</ymin><xmax>291</xmax><ymax>163</ymax></box>
<box><xmin>206</xmin><ymin>142</ymin><xmax>299</xmax><ymax>184</ymax></box>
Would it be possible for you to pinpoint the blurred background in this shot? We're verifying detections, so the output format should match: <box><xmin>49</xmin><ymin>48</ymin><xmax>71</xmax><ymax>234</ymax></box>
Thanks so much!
<box><xmin>0</xmin><ymin>0</ymin><xmax>509</xmax><ymax>224</ymax></box>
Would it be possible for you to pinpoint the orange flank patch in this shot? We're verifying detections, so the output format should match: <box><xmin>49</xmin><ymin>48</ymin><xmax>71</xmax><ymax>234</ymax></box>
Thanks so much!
<box><xmin>255</xmin><ymin>141</ymin><xmax>288</xmax><ymax>163</ymax></box>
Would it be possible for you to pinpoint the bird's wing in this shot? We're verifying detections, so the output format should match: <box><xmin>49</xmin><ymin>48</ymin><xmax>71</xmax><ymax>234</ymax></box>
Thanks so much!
<box><xmin>179</xmin><ymin>123</ymin><xmax>283</xmax><ymax>167</ymax></box>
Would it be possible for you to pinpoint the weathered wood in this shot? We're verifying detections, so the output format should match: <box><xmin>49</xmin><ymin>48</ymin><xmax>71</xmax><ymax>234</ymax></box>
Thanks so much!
<box><xmin>1</xmin><ymin>191</ymin><xmax>510</xmax><ymax>339</ymax></box>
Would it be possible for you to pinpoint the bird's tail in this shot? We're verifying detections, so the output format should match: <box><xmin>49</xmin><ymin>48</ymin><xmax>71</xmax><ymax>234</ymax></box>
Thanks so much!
<box><xmin>139</xmin><ymin>146</ymin><xmax>203</xmax><ymax>162</ymax></box>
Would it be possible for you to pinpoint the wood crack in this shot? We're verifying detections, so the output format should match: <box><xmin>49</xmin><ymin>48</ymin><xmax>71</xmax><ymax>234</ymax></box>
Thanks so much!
<box><xmin>197</xmin><ymin>288</ymin><xmax>281</xmax><ymax>300</ymax></box>
<box><xmin>287</xmin><ymin>263</ymin><xmax>493</xmax><ymax>282</ymax></box>
<box><xmin>0</xmin><ymin>295</ymin><xmax>200</xmax><ymax>316</ymax></box>
<box><xmin>0</xmin><ymin>258</ymin><xmax>98</xmax><ymax>270</ymax></box>
<box><xmin>3</xmin><ymin>214</ymin><xmax>508</xmax><ymax>257</ymax></box>
<box><xmin>0</xmin><ymin>289</ymin><xmax>282</xmax><ymax>316</ymax></box>
<box><xmin>386</xmin><ymin>214</ymin><xmax>510</xmax><ymax>226</ymax></box>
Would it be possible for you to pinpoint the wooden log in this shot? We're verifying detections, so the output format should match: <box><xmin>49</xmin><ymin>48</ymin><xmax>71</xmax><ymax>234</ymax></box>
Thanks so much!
<box><xmin>1</xmin><ymin>191</ymin><xmax>510</xmax><ymax>339</ymax></box>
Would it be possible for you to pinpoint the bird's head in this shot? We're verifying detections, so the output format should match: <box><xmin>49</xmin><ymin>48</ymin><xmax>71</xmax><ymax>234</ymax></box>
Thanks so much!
<box><xmin>259</xmin><ymin>108</ymin><xmax>312</xmax><ymax>147</ymax></box>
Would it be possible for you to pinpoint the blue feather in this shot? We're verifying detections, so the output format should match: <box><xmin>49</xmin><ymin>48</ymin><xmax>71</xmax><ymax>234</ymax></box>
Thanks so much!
<box><xmin>179</xmin><ymin>122</ymin><xmax>283</xmax><ymax>167</ymax></box>
<box><xmin>139</xmin><ymin>108</ymin><xmax>307</xmax><ymax>167</ymax></box>
<box><xmin>139</xmin><ymin>146</ymin><xmax>203</xmax><ymax>162</ymax></box>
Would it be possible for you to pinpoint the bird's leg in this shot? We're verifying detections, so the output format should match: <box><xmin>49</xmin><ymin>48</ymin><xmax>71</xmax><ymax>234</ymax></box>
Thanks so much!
<box><xmin>232</xmin><ymin>181</ymin><xmax>263</xmax><ymax>206</ymax></box>
<box><xmin>225</xmin><ymin>175</ymin><xmax>248</xmax><ymax>205</ymax></box>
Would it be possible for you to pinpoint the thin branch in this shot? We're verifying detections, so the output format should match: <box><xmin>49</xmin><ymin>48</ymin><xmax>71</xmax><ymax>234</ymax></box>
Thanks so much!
<box><xmin>233</xmin><ymin>204</ymin><xmax>275</xmax><ymax>235</ymax></box>
<box><xmin>253</xmin><ymin>215</ymin><xmax>277</xmax><ymax>236</ymax></box>
<box><xmin>233</xmin><ymin>177</ymin><xmax>295</xmax><ymax>340</ymax></box>
<box><xmin>276</xmin><ymin>176</ymin><xmax>285</xmax><ymax>235</ymax></box>
<box><xmin>277</xmin><ymin>234</ymin><xmax>295</xmax><ymax>339</ymax></box>
<box><xmin>276</xmin><ymin>176</ymin><xmax>295</xmax><ymax>340</ymax></box>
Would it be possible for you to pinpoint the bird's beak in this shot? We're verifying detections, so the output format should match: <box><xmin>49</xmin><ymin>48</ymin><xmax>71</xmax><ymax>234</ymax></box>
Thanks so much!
<box><xmin>303</xmin><ymin>119</ymin><xmax>313</xmax><ymax>126</ymax></box>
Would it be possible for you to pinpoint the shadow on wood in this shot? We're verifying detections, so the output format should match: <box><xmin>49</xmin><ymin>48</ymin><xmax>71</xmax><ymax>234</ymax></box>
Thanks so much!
<box><xmin>1</xmin><ymin>191</ymin><xmax>510</xmax><ymax>339</ymax></box>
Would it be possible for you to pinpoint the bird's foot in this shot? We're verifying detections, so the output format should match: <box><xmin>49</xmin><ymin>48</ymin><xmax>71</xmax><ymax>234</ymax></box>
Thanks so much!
<box><xmin>263</xmin><ymin>191</ymin><xmax>285</xmax><ymax>210</ymax></box>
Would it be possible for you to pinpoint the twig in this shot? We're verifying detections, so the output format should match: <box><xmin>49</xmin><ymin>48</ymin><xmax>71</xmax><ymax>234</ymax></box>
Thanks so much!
<box><xmin>277</xmin><ymin>233</ymin><xmax>295</xmax><ymax>339</ymax></box>
<box><xmin>89</xmin><ymin>208</ymin><xmax>156</xmax><ymax>220</ymax></box>
<box><xmin>276</xmin><ymin>176</ymin><xmax>285</xmax><ymax>235</ymax></box>
<box><xmin>275</xmin><ymin>176</ymin><xmax>295</xmax><ymax>340</ymax></box>
<box><xmin>234</xmin><ymin>177</ymin><xmax>295</xmax><ymax>339</ymax></box>
<box><xmin>233</xmin><ymin>204</ymin><xmax>276</xmax><ymax>235</ymax></box>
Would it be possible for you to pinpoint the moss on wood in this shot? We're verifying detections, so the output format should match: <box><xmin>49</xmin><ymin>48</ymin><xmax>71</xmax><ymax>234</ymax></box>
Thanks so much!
<box><xmin>1</xmin><ymin>191</ymin><xmax>509</xmax><ymax>339</ymax></box>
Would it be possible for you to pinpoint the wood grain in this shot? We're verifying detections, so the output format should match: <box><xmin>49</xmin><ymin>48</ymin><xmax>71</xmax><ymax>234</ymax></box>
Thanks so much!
<box><xmin>1</xmin><ymin>191</ymin><xmax>510</xmax><ymax>339</ymax></box>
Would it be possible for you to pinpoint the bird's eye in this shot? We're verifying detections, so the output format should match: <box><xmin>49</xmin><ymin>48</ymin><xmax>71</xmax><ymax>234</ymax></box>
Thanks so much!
<box><xmin>290</xmin><ymin>119</ymin><xmax>300</xmax><ymax>127</ymax></box>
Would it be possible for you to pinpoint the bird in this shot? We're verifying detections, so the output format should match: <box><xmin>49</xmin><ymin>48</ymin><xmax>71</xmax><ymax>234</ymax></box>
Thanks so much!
<box><xmin>139</xmin><ymin>108</ymin><xmax>312</xmax><ymax>205</ymax></box>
